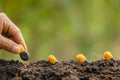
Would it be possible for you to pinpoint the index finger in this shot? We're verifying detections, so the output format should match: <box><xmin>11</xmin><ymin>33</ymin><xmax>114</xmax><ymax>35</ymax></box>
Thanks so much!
<box><xmin>3</xmin><ymin>14</ymin><xmax>27</xmax><ymax>50</ymax></box>
<box><xmin>9</xmin><ymin>24</ymin><xmax>27</xmax><ymax>50</ymax></box>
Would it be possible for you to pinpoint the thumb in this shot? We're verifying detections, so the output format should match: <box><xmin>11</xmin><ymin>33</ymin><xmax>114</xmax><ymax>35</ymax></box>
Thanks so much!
<box><xmin>0</xmin><ymin>35</ymin><xmax>20</xmax><ymax>54</ymax></box>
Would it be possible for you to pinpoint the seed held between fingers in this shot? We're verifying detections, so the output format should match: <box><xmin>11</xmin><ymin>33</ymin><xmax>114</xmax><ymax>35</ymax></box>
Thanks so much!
<box><xmin>19</xmin><ymin>44</ymin><xmax>30</xmax><ymax>61</ymax></box>
<box><xmin>19</xmin><ymin>44</ymin><xmax>25</xmax><ymax>53</ymax></box>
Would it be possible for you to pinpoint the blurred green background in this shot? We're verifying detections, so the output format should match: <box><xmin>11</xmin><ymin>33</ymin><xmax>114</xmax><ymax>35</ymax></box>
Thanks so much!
<box><xmin>0</xmin><ymin>0</ymin><xmax>120</xmax><ymax>62</ymax></box>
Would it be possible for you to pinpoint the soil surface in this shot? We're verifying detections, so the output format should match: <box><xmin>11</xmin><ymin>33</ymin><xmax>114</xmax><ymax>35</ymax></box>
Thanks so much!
<box><xmin>0</xmin><ymin>59</ymin><xmax>120</xmax><ymax>80</ymax></box>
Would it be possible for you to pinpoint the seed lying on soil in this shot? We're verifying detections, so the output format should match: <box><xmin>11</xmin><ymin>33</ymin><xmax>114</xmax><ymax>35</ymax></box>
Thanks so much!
<box><xmin>76</xmin><ymin>54</ymin><xmax>89</xmax><ymax>63</ymax></box>
<box><xmin>19</xmin><ymin>44</ymin><xmax>30</xmax><ymax>61</ymax></box>
<box><xmin>48</xmin><ymin>55</ymin><xmax>58</xmax><ymax>64</ymax></box>
<box><xmin>103</xmin><ymin>51</ymin><xmax>115</xmax><ymax>61</ymax></box>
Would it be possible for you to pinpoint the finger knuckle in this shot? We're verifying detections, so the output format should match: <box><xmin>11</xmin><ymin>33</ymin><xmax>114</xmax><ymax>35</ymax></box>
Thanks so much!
<box><xmin>16</xmin><ymin>27</ymin><xmax>21</xmax><ymax>33</ymax></box>
<box><xmin>0</xmin><ymin>13</ymin><xmax>6</xmax><ymax>17</ymax></box>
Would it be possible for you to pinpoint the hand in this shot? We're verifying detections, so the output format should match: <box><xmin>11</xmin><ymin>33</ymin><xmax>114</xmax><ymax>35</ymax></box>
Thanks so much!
<box><xmin>0</xmin><ymin>13</ymin><xmax>27</xmax><ymax>54</ymax></box>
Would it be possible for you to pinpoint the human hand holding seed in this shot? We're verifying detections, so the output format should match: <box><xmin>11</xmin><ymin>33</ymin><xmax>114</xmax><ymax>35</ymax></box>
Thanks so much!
<box><xmin>0</xmin><ymin>13</ymin><xmax>27</xmax><ymax>54</ymax></box>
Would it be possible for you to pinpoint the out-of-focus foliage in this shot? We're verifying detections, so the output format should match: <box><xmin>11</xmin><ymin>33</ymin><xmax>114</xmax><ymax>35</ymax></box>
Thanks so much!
<box><xmin>0</xmin><ymin>0</ymin><xmax>120</xmax><ymax>62</ymax></box>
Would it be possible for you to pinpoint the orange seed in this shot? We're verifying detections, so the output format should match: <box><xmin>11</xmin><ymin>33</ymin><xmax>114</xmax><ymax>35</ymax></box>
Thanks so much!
<box><xmin>19</xmin><ymin>44</ymin><xmax>25</xmax><ymax>54</ymax></box>
<box><xmin>103</xmin><ymin>51</ymin><xmax>113</xmax><ymax>61</ymax></box>
<box><xmin>76</xmin><ymin>54</ymin><xmax>87</xmax><ymax>62</ymax></box>
<box><xmin>48</xmin><ymin>55</ymin><xmax>58</xmax><ymax>64</ymax></box>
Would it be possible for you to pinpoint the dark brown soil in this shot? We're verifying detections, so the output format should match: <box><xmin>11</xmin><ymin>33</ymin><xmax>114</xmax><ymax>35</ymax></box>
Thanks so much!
<box><xmin>0</xmin><ymin>59</ymin><xmax>120</xmax><ymax>80</ymax></box>
<box><xmin>0</xmin><ymin>59</ymin><xmax>23</xmax><ymax>80</ymax></box>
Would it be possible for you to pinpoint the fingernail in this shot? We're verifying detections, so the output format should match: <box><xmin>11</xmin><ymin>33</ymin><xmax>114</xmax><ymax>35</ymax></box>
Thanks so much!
<box><xmin>12</xmin><ymin>45</ymin><xmax>20</xmax><ymax>54</ymax></box>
